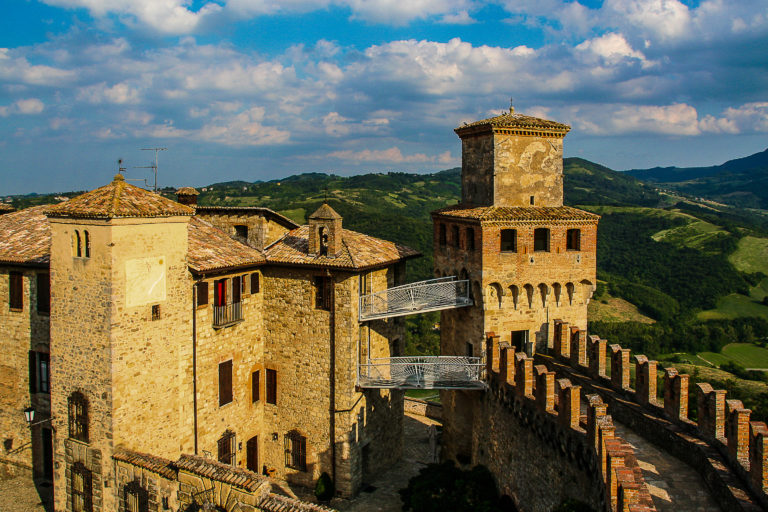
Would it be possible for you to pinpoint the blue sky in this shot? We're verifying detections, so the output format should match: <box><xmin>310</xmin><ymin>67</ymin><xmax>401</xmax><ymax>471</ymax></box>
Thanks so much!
<box><xmin>1</xmin><ymin>0</ymin><xmax>767</xmax><ymax>195</ymax></box>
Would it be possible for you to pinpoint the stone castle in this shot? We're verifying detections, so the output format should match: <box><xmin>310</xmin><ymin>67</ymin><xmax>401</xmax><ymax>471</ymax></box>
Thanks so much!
<box><xmin>1</xmin><ymin>108</ymin><xmax>767</xmax><ymax>511</ymax></box>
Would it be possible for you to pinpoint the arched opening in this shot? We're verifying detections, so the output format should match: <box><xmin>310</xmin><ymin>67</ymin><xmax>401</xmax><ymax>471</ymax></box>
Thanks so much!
<box><xmin>508</xmin><ymin>285</ymin><xmax>519</xmax><ymax>310</ymax></box>
<box><xmin>487</xmin><ymin>283</ymin><xmax>502</xmax><ymax>309</ymax></box>
<box><xmin>73</xmin><ymin>230</ymin><xmax>81</xmax><ymax>257</ymax></box>
<box><xmin>552</xmin><ymin>283</ymin><xmax>562</xmax><ymax>306</ymax></box>
<box><xmin>580</xmin><ymin>279</ymin><xmax>595</xmax><ymax>304</ymax></box>
<box><xmin>538</xmin><ymin>283</ymin><xmax>549</xmax><ymax>307</ymax></box>
<box><xmin>83</xmin><ymin>230</ymin><xmax>90</xmax><ymax>258</ymax></box>
<box><xmin>318</xmin><ymin>227</ymin><xmax>328</xmax><ymax>255</ymax></box>
<box><xmin>566</xmin><ymin>282</ymin><xmax>575</xmax><ymax>305</ymax></box>
<box><xmin>523</xmin><ymin>284</ymin><xmax>534</xmax><ymax>309</ymax></box>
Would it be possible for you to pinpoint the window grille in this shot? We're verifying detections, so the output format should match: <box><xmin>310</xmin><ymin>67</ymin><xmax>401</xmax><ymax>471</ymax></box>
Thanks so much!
<box><xmin>68</xmin><ymin>392</ymin><xmax>88</xmax><ymax>442</ymax></box>
<box><xmin>284</xmin><ymin>431</ymin><xmax>307</xmax><ymax>471</ymax></box>
<box><xmin>217</xmin><ymin>430</ymin><xmax>236</xmax><ymax>466</ymax></box>
<box><xmin>314</xmin><ymin>276</ymin><xmax>332</xmax><ymax>310</ymax></box>
<box><xmin>151</xmin><ymin>304</ymin><xmax>161</xmax><ymax>321</ymax></box>
<box><xmin>124</xmin><ymin>480</ymin><xmax>149</xmax><ymax>512</ymax></box>
<box><xmin>71</xmin><ymin>462</ymin><xmax>93</xmax><ymax>512</ymax></box>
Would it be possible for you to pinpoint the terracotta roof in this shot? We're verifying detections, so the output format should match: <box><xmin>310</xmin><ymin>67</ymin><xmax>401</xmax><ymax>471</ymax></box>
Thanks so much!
<box><xmin>112</xmin><ymin>449</ymin><xmax>176</xmax><ymax>479</ymax></box>
<box><xmin>194</xmin><ymin>206</ymin><xmax>299</xmax><ymax>229</ymax></box>
<box><xmin>455</xmin><ymin>110</ymin><xmax>570</xmax><ymax>136</ymax></box>
<box><xmin>0</xmin><ymin>205</ymin><xmax>51</xmax><ymax>266</ymax></box>
<box><xmin>176</xmin><ymin>454</ymin><xmax>267</xmax><ymax>492</ymax></box>
<box><xmin>309</xmin><ymin>203</ymin><xmax>341</xmax><ymax>220</ymax></box>
<box><xmin>433</xmin><ymin>205</ymin><xmax>599</xmax><ymax>223</ymax></box>
<box><xmin>188</xmin><ymin>216</ymin><xmax>266</xmax><ymax>273</ymax></box>
<box><xmin>265</xmin><ymin>225</ymin><xmax>419</xmax><ymax>270</ymax></box>
<box><xmin>257</xmin><ymin>493</ymin><xmax>336</xmax><ymax>512</ymax></box>
<box><xmin>45</xmin><ymin>174</ymin><xmax>194</xmax><ymax>219</ymax></box>
<box><xmin>176</xmin><ymin>187</ymin><xmax>200</xmax><ymax>195</ymax></box>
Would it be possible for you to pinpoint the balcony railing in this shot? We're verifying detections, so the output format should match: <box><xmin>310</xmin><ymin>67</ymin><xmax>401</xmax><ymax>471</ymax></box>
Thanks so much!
<box><xmin>213</xmin><ymin>302</ymin><xmax>243</xmax><ymax>328</ymax></box>
<box><xmin>359</xmin><ymin>276</ymin><xmax>473</xmax><ymax>321</ymax></box>
<box><xmin>358</xmin><ymin>356</ymin><xmax>485</xmax><ymax>389</ymax></box>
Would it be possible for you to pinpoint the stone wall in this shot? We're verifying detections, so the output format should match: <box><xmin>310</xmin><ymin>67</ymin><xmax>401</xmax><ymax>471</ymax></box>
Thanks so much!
<box><xmin>195</xmin><ymin>211</ymin><xmax>291</xmax><ymax>251</ymax></box>
<box><xmin>0</xmin><ymin>265</ymin><xmax>50</xmax><ymax>478</ymax></box>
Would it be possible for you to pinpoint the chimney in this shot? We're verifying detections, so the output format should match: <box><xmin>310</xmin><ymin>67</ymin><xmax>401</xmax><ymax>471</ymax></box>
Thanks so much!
<box><xmin>176</xmin><ymin>187</ymin><xmax>200</xmax><ymax>206</ymax></box>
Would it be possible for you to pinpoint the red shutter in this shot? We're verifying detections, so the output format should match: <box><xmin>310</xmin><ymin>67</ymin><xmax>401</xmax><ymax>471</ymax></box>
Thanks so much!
<box><xmin>215</xmin><ymin>279</ymin><xmax>226</xmax><ymax>307</ymax></box>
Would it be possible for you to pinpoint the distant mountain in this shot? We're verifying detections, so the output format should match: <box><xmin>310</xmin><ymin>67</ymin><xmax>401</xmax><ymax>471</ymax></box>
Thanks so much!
<box><xmin>626</xmin><ymin>148</ymin><xmax>768</xmax><ymax>209</ymax></box>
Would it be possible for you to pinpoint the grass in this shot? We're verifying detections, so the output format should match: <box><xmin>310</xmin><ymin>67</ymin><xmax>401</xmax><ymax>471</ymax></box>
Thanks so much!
<box><xmin>651</xmin><ymin>218</ymin><xmax>727</xmax><ymax>252</ymax></box>
<box><xmin>405</xmin><ymin>390</ymin><xmax>441</xmax><ymax>401</ymax></box>
<box><xmin>722</xmin><ymin>343</ymin><xmax>768</xmax><ymax>369</ymax></box>
<box><xmin>588</xmin><ymin>295</ymin><xmax>655</xmax><ymax>324</ymax></box>
<box><xmin>278</xmin><ymin>208</ymin><xmax>306</xmax><ymax>224</ymax></box>
<box><xmin>698</xmin><ymin>292</ymin><xmax>768</xmax><ymax>321</ymax></box>
<box><xmin>729</xmin><ymin>236</ymin><xmax>768</xmax><ymax>275</ymax></box>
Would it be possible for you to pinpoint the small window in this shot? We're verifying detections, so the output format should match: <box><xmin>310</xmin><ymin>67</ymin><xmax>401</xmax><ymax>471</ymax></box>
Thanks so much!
<box><xmin>250</xmin><ymin>273</ymin><xmax>260</xmax><ymax>294</ymax></box>
<box><xmin>37</xmin><ymin>273</ymin><xmax>50</xmax><ymax>314</ymax></box>
<box><xmin>466</xmin><ymin>342</ymin><xmax>473</xmax><ymax>358</ymax></box>
<box><xmin>567</xmin><ymin>229</ymin><xmax>581</xmax><ymax>251</ymax></box>
<box><xmin>438</xmin><ymin>224</ymin><xmax>446</xmax><ymax>246</ymax></box>
<box><xmin>500</xmin><ymin>229</ymin><xmax>517</xmax><ymax>252</ymax></box>
<box><xmin>530</xmin><ymin>196</ymin><xmax>535</xmax><ymax>205</ymax></box>
<box><xmin>219</xmin><ymin>360</ymin><xmax>233</xmax><ymax>406</ymax></box>
<box><xmin>73</xmin><ymin>230</ymin><xmax>82</xmax><ymax>257</ymax></box>
<box><xmin>68</xmin><ymin>392</ymin><xmax>89</xmax><ymax>442</ymax></box>
<box><xmin>252</xmin><ymin>370</ymin><xmax>260</xmax><ymax>403</ymax></box>
<box><xmin>71</xmin><ymin>462</ymin><xmax>93</xmax><ymax>512</ymax></box>
<box><xmin>534</xmin><ymin>228</ymin><xmax>550</xmax><ymax>252</ymax></box>
<box><xmin>266</xmin><ymin>369</ymin><xmax>277</xmax><ymax>405</ymax></box>
<box><xmin>234</xmin><ymin>225</ymin><xmax>248</xmax><ymax>242</ymax></box>
<box><xmin>84</xmin><ymin>231</ymin><xmax>90</xmax><ymax>258</ymax></box>
<box><xmin>218</xmin><ymin>430</ymin><xmax>236</xmax><ymax>466</ymax></box>
<box><xmin>314</xmin><ymin>276</ymin><xmax>332</xmax><ymax>311</ymax></box>
<box><xmin>9</xmin><ymin>271</ymin><xmax>23</xmax><ymax>310</ymax></box>
<box><xmin>124</xmin><ymin>481</ymin><xmax>149</xmax><ymax>512</ymax></box>
<box><xmin>29</xmin><ymin>351</ymin><xmax>50</xmax><ymax>394</ymax></box>
<box><xmin>196</xmin><ymin>282</ymin><xmax>209</xmax><ymax>307</ymax></box>
<box><xmin>151</xmin><ymin>304</ymin><xmax>161</xmax><ymax>321</ymax></box>
<box><xmin>285</xmin><ymin>430</ymin><xmax>307</xmax><ymax>471</ymax></box>
<box><xmin>466</xmin><ymin>228</ymin><xmax>475</xmax><ymax>251</ymax></box>
<box><xmin>452</xmin><ymin>225</ymin><xmax>460</xmax><ymax>248</ymax></box>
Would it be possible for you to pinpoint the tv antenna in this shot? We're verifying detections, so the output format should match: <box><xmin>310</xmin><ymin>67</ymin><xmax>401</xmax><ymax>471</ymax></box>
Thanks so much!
<box><xmin>136</xmin><ymin>147</ymin><xmax>166</xmax><ymax>192</ymax></box>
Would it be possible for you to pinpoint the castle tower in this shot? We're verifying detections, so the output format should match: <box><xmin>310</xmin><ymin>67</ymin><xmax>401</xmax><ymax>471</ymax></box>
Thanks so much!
<box><xmin>45</xmin><ymin>175</ymin><xmax>194</xmax><ymax>511</ymax></box>
<box><xmin>433</xmin><ymin>108</ymin><xmax>599</xmax><ymax>463</ymax></box>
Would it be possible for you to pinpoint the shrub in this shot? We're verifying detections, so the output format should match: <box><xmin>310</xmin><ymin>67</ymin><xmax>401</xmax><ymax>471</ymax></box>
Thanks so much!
<box><xmin>314</xmin><ymin>472</ymin><xmax>334</xmax><ymax>502</ymax></box>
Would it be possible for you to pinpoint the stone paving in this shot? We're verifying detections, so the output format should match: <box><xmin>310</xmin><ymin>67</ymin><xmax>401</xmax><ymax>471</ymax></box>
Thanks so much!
<box><xmin>613</xmin><ymin>421</ymin><xmax>721</xmax><ymax>512</ymax></box>
<box><xmin>0</xmin><ymin>476</ymin><xmax>52</xmax><ymax>512</ymax></box>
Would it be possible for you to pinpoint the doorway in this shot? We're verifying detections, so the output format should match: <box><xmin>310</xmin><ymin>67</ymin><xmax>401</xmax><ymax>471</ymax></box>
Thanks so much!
<box><xmin>246</xmin><ymin>436</ymin><xmax>258</xmax><ymax>473</ymax></box>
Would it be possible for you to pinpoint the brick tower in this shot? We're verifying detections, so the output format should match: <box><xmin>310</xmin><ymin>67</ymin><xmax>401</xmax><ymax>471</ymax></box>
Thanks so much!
<box><xmin>433</xmin><ymin>107</ymin><xmax>599</xmax><ymax>463</ymax></box>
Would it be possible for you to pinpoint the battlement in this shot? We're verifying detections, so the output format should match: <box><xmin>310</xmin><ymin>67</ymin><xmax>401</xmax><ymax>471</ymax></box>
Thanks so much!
<box><xmin>485</xmin><ymin>332</ymin><xmax>657</xmax><ymax>511</ymax></box>
<box><xmin>541</xmin><ymin>319</ymin><xmax>768</xmax><ymax>510</ymax></box>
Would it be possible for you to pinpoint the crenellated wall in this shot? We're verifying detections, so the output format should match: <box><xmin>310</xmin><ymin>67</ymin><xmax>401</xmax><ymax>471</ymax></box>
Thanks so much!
<box><xmin>536</xmin><ymin>319</ymin><xmax>768</xmax><ymax>511</ymax></box>
<box><xmin>472</xmin><ymin>333</ymin><xmax>657</xmax><ymax>512</ymax></box>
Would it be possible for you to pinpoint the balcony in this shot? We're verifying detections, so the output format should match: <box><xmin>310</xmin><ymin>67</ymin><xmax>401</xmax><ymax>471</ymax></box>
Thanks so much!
<box><xmin>213</xmin><ymin>302</ymin><xmax>243</xmax><ymax>328</ymax></box>
<box><xmin>359</xmin><ymin>276</ymin><xmax>473</xmax><ymax>321</ymax></box>
<box><xmin>358</xmin><ymin>356</ymin><xmax>486</xmax><ymax>390</ymax></box>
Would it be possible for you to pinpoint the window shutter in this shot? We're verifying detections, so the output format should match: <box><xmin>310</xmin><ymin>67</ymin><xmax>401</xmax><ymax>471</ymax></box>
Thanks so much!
<box><xmin>233</xmin><ymin>276</ymin><xmax>241</xmax><ymax>303</ymax></box>
<box><xmin>29</xmin><ymin>351</ymin><xmax>37</xmax><ymax>394</ymax></box>
<box><xmin>266</xmin><ymin>369</ymin><xmax>277</xmax><ymax>404</ymax></box>
<box><xmin>9</xmin><ymin>272</ymin><xmax>23</xmax><ymax>310</ymax></box>
<box><xmin>37</xmin><ymin>273</ymin><xmax>50</xmax><ymax>313</ymax></box>
<box><xmin>252</xmin><ymin>370</ymin><xmax>260</xmax><ymax>403</ymax></box>
<box><xmin>251</xmin><ymin>273</ymin><xmax>259</xmax><ymax>294</ymax></box>
<box><xmin>197</xmin><ymin>282</ymin><xmax>208</xmax><ymax>307</ymax></box>
<box><xmin>219</xmin><ymin>360</ymin><xmax>233</xmax><ymax>406</ymax></box>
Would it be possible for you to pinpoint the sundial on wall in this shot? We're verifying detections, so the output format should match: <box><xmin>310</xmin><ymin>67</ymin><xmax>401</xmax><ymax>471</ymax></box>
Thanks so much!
<box><xmin>125</xmin><ymin>256</ymin><xmax>166</xmax><ymax>307</ymax></box>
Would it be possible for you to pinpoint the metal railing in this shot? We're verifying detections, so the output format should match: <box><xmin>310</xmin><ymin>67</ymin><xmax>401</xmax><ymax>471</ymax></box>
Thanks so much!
<box><xmin>359</xmin><ymin>276</ymin><xmax>473</xmax><ymax>321</ymax></box>
<box><xmin>213</xmin><ymin>302</ymin><xmax>243</xmax><ymax>327</ymax></box>
<box><xmin>358</xmin><ymin>356</ymin><xmax>485</xmax><ymax>389</ymax></box>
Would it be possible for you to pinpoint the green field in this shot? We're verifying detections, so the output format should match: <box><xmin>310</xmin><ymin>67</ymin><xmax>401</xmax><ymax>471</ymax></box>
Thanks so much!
<box><xmin>405</xmin><ymin>390</ymin><xmax>441</xmax><ymax>401</ymax></box>
<box><xmin>729</xmin><ymin>236</ymin><xmax>768</xmax><ymax>275</ymax></box>
<box><xmin>652</xmin><ymin>218</ymin><xmax>727</xmax><ymax>252</ymax></box>
<box><xmin>698</xmin><ymin>292</ymin><xmax>768</xmax><ymax>321</ymax></box>
<box><xmin>662</xmin><ymin>343</ymin><xmax>768</xmax><ymax>369</ymax></box>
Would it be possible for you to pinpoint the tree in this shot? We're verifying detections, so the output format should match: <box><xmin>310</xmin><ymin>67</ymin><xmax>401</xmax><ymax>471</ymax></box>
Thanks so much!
<box><xmin>400</xmin><ymin>461</ymin><xmax>500</xmax><ymax>512</ymax></box>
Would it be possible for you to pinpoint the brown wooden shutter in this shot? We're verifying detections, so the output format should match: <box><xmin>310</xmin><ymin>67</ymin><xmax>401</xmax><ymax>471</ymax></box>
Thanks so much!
<box><xmin>196</xmin><ymin>282</ymin><xmax>208</xmax><ymax>307</ymax></box>
<box><xmin>219</xmin><ymin>360</ymin><xmax>233</xmax><ymax>406</ymax></box>
<box><xmin>251</xmin><ymin>273</ymin><xmax>259</xmax><ymax>293</ymax></box>
<box><xmin>36</xmin><ymin>273</ymin><xmax>50</xmax><ymax>313</ymax></box>
<box><xmin>9</xmin><ymin>272</ymin><xmax>23</xmax><ymax>310</ymax></box>
<box><xmin>246</xmin><ymin>436</ymin><xmax>258</xmax><ymax>472</ymax></box>
<box><xmin>233</xmin><ymin>276</ymin><xmax>241</xmax><ymax>303</ymax></box>
<box><xmin>29</xmin><ymin>351</ymin><xmax>37</xmax><ymax>394</ymax></box>
<box><xmin>266</xmin><ymin>369</ymin><xmax>277</xmax><ymax>404</ymax></box>
<box><xmin>252</xmin><ymin>370</ymin><xmax>260</xmax><ymax>403</ymax></box>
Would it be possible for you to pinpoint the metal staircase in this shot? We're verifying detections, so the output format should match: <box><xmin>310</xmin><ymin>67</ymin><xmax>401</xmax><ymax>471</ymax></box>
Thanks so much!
<box><xmin>358</xmin><ymin>276</ymin><xmax>473</xmax><ymax>321</ymax></box>
<box><xmin>358</xmin><ymin>356</ymin><xmax>485</xmax><ymax>390</ymax></box>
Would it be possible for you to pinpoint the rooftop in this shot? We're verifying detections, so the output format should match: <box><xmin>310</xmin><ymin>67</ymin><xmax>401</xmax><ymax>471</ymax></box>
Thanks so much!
<box><xmin>433</xmin><ymin>204</ymin><xmax>600</xmax><ymax>223</ymax></box>
<box><xmin>112</xmin><ymin>449</ymin><xmax>176</xmax><ymax>480</ymax></box>
<box><xmin>193</xmin><ymin>205</ymin><xmax>299</xmax><ymax>229</ymax></box>
<box><xmin>175</xmin><ymin>454</ymin><xmax>267</xmax><ymax>492</ymax></box>
<box><xmin>455</xmin><ymin>108</ymin><xmax>570</xmax><ymax>137</ymax></box>
<box><xmin>45</xmin><ymin>174</ymin><xmax>194</xmax><ymax>219</ymax></box>
<box><xmin>187</xmin><ymin>216</ymin><xmax>266</xmax><ymax>273</ymax></box>
<box><xmin>0</xmin><ymin>205</ymin><xmax>51</xmax><ymax>266</ymax></box>
<box><xmin>265</xmin><ymin>225</ymin><xmax>419</xmax><ymax>270</ymax></box>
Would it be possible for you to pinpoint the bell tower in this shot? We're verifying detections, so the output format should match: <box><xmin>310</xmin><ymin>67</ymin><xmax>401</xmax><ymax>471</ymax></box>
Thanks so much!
<box><xmin>433</xmin><ymin>108</ymin><xmax>599</xmax><ymax>463</ymax></box>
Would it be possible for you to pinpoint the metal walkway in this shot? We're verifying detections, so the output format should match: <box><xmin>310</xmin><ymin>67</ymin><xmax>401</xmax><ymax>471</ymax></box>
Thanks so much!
<box><xmin>358</xmin><ymin>356</ymin><xmax>485</xmax><ymax>389</ymax></box>
<box><xmin>359</xmin><ymin>276</ymin><xmax>473</xmax><ymax>321</ymax></box>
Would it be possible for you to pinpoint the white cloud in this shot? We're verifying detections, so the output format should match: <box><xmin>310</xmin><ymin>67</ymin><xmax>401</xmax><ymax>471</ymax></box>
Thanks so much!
<box><xmin>700</xmin><ymin>102</ymin><xmax>768</xmax><ymax>133</ymax></box>
<box><xmin>78</xmin><ymin>82</ymin><xmax>141</xmax><ymax>104</ymax></box>
<box><xmin>570</xmin><ymin>103</ymin><xmax>701</xmax><ymax>135</ymax></box>
<box><xmin>575</xmin><ymin>32</ymin><xmax>652</xmax><ymax>68</ymax></box>
<box><xmin>197</xmin><ymin>107</ymin><xmax>290</xmax><ymax>146</ymax></box>
<box><xmin>15</xmin><ymin>98</ymin><xmax>45</xmax><ymax>114</ymax></box>
<box><xmin>327</xmin><ymin>146</ymin><xmax>436</xmax><ymax>163</ymax></box>
<box><xmin>0</xmin><ymin>48</ymin><xmax>76</xmax><ymax>86</ymax></box>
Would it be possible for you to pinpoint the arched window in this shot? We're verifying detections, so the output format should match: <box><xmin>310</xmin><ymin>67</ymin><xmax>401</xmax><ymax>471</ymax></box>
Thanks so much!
<box><xmin>523</xmin><ymin>284</ymin><xmax>534</xmax><ymax>308</ymax></box>
<box><xmin>285</xmin><ymin>430</ymin><xmax>307</xmax><ymax>471</ymax></box>
<box><xmin>73</xmin><ymin>230</ymin><xmax>82</xmax><ymax>257</ymax></box>
<box><xmin>124</xmin><ymin>480</ymin><xmax>149</xmax><ymax>512</ymax></box>
<box><xmin>318</xmin><ymin>227</ymin><xmax>328</xmax><ymax>255</ymax></box>
<box><xmin>68</xmin><ymin>392</ymin><xmax>88</xmax><ymax>442</ymax></box>
<box><xmin>566</xmin><ymin>282</ymin><xmax>575</xmax><ymax>305</ymax></box>
<box><xmin>552</xmin><ymin>283</ymin><xmax>562</xmax><ymax>306</ymax></box>
<box><xmin>538</xmin><ymin>283</ymin><xmax>549</xmax><ymax>307</ymax></box>
<box><xmin>534</xmin><ymin>228</ymin><xmax>550</xmax><ymax>252</ymax></box>
<box><xmin>71</xmin><ymin>462</ymin><xmax>93</xmax><ymax>512</ymax></box>
<box><xmin>83</xmin><ymin>231</ymin><xmax>90</xmax><ymax>258</ymax></box>
<box><xmin>509</xmin><ymin>285</ymin><xmax>519</xmax><ymax>310</ymax></box>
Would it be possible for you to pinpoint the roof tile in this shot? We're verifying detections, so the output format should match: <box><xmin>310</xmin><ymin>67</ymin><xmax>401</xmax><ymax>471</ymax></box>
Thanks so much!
<box><xmin>455</xmin><ymin>110</ymin><xmax>570</xmax><ymax>135</ymax></box>
<box><xmin>433</xmin><ymin>204</ymin><xmax>599</xmax><ymax>223</ymax></box>
<box><xmin>187</xmin><ymin>216</ymin><xmax>266</xmax><ymax>273</ymax></box>
<box><xmin>112</xmin><ymin>449</ymin><xmax>176</xmax><ymax>479</ymax></box>
<box><xmin>0</xmin><ymin>205</ymin><xmax>51</xmax><ymax>265</ymax></box>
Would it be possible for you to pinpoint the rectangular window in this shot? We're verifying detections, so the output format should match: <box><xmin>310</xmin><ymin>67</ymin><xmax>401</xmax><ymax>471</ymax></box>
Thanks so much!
<box><xmin>214</xmin><ymin>279</ymin><xmax>227</xmax><ymax>307</ymax></box>
<box><xmin>534</xmin><ymin>228</ymin><xmax>550</xmax><ymax>252</ymax></box>
<box><xmin>314</xmin><ymin>276</ymin><xmax>332</xmax><ymax>310</ymax></box>
<box><xmin>452</xmin><ymin>225</ymin><xmax>460</xmax><ymax>248</ymax></box>
<box><xmin>218</xmin><ymin>431</ymin><xmax>236</xmax><ymax>466</ymax></box>
<box><xmin>567</xmin><ymin>229</ymin><xmax>581</xmax><ymax>251</ymax></box>
<box><xmin>9</xmin><ymin>271</ymin><xmax>23</xmax><ymax>310</ymax></box>
<box><xmin>219</xmin><ymin>360</ymin><xmax>233</xmax><ymax>406</ymax></box>
<box><xmin>151</xmin><ymin>304</ymin><xmax>161</xmax><ymax>321</ymax></box>
<box><xmin>37</xmin><ymin>273</ymin><xmax>50</xmax><ymax>314</ymax></box>
<box><xmin>266</xmin><ymin>369</ymin><xmax>277</xmax><ymax>405</ymax></box>
<box><xmin>466</xmin><ymin>228</ymin><xmax>475</xmax><ymax>251</ymax></box>
<box><xmin>285</xmin><ymin>431</ymin><xmax>307</xmax><ymax>471</ymax></box>
<box><xmin>29</xmin><ymin>351</ymin><xmax>50</xmax><ymax>394</ymax></box>
<box><xmin>438</xmin><ymin>224</ymin><xmax>446</xmax><ymax>246</ymax></box>
<box><xmin>68</xmin><ymin>392</ymin><xmax>89</xmax><ymax>442</ymax></box>
<box><xmin>252</xmin><ymin>370</ymin><xmax>260</xmax><ymax>403</ymax></box>
<box><xmin>250</xmin><ymin>273</ymin><xmax>260</xmax><ymax>294</ymax></box>
<box><xmin>500</xmin><ymin>229</ymin><xmax>517</xmax><ymax>252</ymax></box>
<box><xmin>246</xmin><ymin>436</ymin><xmax>258</xmax><ymax>472</ymax></box>
<box><xmin>196</xmin><ymin>282</ymin><xmax>208</xmax><ymax>307</ymax></box>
